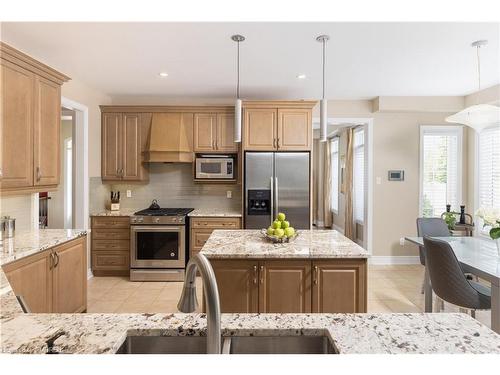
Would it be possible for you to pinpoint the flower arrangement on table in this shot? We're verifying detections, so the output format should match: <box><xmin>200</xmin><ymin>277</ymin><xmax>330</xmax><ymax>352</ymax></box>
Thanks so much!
<box><xmin>475</xmin><ymin>207</ymin><xmax>500</xmax><ymax>255</ymax></box>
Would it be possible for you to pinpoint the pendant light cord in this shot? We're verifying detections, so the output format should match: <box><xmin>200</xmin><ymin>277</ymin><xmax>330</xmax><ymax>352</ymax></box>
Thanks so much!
<box><xmin>476</xmin><ymin>44</ymin><xmax>481</xmax><ymax>91</ymax></box>
<box><xmin>237</xmin><ymin>40</ymin><xmax>240</xmax><ymax>99</ymax></box>
<box><xmin>322</xmin><ymin>39</ymin><xmax>326</xmax><ymax>99</ymax></box>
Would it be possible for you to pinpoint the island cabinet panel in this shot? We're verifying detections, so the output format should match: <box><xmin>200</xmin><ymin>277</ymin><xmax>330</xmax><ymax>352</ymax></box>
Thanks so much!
<box><xmin>312</xmin><ymin>260</ymin><xmax>367</xmax><ymax>313</ymax></box>
<box><xmin>3</xmin><ymin>236</ymin><xmax>87</xmax><ymax>313</ymax></box>
<box><xmin>3</xmin><ymin>249</ymin><xmax>53</xmax><ymax>313</ymax></box>
<box><xmin>91</xmin><ymin>216</ymin><xmax>131</xmax><ymax>276</ymax></box>
<box><xmin>52</xmin><ymin>237</ymin><xmax>87</xmax><ymax>313</ymax></box>
<box><xmin>210</xmin><ymin>260</ymin><xmax>259</xmax><ymax>313</ymax></box>
<box><xmin>259</xmin><ymin>260</ymin><xmax>312</xmax><ymax>313</ymax></box>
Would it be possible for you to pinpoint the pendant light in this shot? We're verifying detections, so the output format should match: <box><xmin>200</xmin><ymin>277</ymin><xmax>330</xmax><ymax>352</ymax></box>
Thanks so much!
<box><xmin>231</xmin><ymin>34</ymin><xmax>245</xmax><ymax>143</ymax></box>
<box><xmin>446</xmin><ymin>40</ymin><xmax>500</xmax><ymax>132</ymax></box>
<box><xmin>317</xmin><ymin>35</ymin><xmax>330</xmax><ymax>142</ymax></box>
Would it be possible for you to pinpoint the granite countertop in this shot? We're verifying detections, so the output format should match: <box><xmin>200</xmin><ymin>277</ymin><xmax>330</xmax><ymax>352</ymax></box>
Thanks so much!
<box><xmin>1</xmin><ymin>311</ymin><xmax>499</xmax><ymax>354</ymax></box>
<box><xmin>90</xmin><ymin>209</ymin><xmax>137</xmax><ymax>217</ymax></box>
<box><xmin>0</xmin><ymin>229</ymin><xmax>88</xmax><ymax>266</ymax></box>
<box><xmin>200</xmin><ymin>229</ymin><xmax>369</xmax><ymax>259</ymax></box>
<box><xmin>188</xmin><ymin>208</ymin><xmax>242</xmax><ymax>217</ymax></box>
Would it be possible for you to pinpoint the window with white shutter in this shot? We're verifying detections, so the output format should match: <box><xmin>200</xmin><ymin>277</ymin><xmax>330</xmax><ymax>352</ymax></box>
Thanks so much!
<box><xmin>478</xmin><ymin>126</ymin><xmax>500</xmax><ymax>231</ymax></box>
<box><xmin>353</xmin><ymin>128</ymin><xmax>365</xmax><ymax>223</ymax></box>
<box><xmin>419</xmin><ymin>126</ymin><xmax>463</xmax><ymax>217</ymax></box>
<box><xmin>330</xmin><ymin>137</ymin><xmax>339</xmax><ymax>213</ymax></box>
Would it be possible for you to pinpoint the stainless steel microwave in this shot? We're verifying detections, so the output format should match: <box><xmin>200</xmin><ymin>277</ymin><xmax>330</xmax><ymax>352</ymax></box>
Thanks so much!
<box><xmin>195</xmin><ymin>156</ymin><xmax>234</xmax><ymax>179</ymax></box>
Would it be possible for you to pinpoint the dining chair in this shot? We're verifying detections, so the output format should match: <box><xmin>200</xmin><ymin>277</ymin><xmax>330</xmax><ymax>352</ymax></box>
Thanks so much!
<box><xmin>423</xmin><ymin>236</ymin><xmax>491</xmax><ymax>318</ymax></box>
<box><xmin>416</xmin><ymin>218</ymin><xmax>450</xmax><ymax>294</ymax></box>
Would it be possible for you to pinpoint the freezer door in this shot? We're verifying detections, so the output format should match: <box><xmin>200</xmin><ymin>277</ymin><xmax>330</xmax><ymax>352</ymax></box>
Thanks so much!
<box><xmin>245</xmin><ymin>152</ymin><xmax>274</xmax><ymax>229</ymax></box>
<box><xmin>275</xmin><ymin>152</ymin><xmax>310</xmax><ymax>229</ymax></box>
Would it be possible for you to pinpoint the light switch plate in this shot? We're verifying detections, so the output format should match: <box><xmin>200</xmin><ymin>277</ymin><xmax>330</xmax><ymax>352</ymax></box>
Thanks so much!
<box><xmin>400</xmin><ymin>237</ymin><xmax>405</xmax><ymax>246</ymax></box>
<box><xmin>226</xmin><ymin>191</ymin><xmax>232</xmax><ymax>199</ymax></box>
<box><xmin>126</xmin><ymin>190</ymin><xmax>132</xmax><ymax>198</ymax></box>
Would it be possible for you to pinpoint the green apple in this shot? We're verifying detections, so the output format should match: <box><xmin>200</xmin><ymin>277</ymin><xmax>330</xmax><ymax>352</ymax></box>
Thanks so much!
<box><xmin>277</xmin><ymin>212</ymin><xmax>286</xmax><ymax>221</ymax></box>
<box><xmin>281</xmin><ymin>220</ymin><xmax>290</xmax><ymax>229</ymax></box>
<box><xmin>274</xmin><ymin>228</ymin><xmax>285</xmax><ymax>238</ymax></box>
<box><xmin>266</xmin><ymin>227</ymin><xmax>275</xmax><ymax>236</ymax></box>
<box><xmin>272</xmin><ymin>220</ymin><xmax>281</xmax><ymax>229</ymax></box>
<box><xmin>284</xmin><ymin>227</ymin><xmax>295</xmax><ymax>238</ymax></box>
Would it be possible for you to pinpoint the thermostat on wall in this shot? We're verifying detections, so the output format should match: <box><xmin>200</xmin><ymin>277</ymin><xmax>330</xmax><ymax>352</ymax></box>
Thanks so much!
<box><xmin>388</xmin><ymin>170</ymin><xmax>404</xmax><ymax>181</ymax></box>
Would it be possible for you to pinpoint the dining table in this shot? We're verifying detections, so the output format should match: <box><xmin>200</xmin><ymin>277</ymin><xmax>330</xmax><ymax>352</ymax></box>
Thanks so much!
<box><xmin>405</xmin><ymin>236</ymin><xmax>500</xmax><ymax>334</ymax></box>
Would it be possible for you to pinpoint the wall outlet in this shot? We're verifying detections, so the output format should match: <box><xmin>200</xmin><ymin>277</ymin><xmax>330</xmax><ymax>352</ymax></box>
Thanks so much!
<box><xmin>376</xmin><ymin>177</ymin><xmax>382</xmax><ymax>185</ymax></box>
<box><xmin>126</xmin><ymin>190</ymin><xmax>132</xmax><ymax>198</ymax></box>
<box><xmin>226</xmin><ymin>191</ymin><xmax>232</xmax><ymax>199</ymax></box>
<box><xmin>400</xmin><ymin>237</ymin><xmax>405</xmax><ymax>246</ymax></box>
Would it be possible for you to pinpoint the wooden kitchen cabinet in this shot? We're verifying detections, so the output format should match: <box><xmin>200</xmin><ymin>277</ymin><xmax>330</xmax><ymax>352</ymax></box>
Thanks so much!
<box><xmin>312</xmin><ymin>260</ymin><xmax>367</xmax><ymax>313</ymax></box>
<box><xmin>2</xmin><ymin>249</ymin><xmax>52</xmax><ymax>313</ymax></box>
<box><xmin>243</xmin><ymin>108</ymin><xmax>277</xmax><ymax>151</ymax></box>
<box><xmin>259</xmin><ymin>260</ymin><xmax>311</xmax><ymax>313</ymax></box>
<box><xmin>101</xmin><ymin>113</ymin><xmax>147</xmax><ymax>182</ymax></box>
<box><xmin>2</xmin><ymin>236</ymin><xmax>87</xmax><ymax>313</ymax></box>
<box><xmin>209</xmin><ymin>258</ymin><xmax>367</xmax><ymax>314</ymax></box>
<box><xmin>194</xmin><ymin>113</ymin><xmax>238</xmax><ymax>152</ymax></box>
<box><xmin>210</xmin><ymin>260</ymin><xmax>259</xmax><ymax>313</ymax></box>
<box><xmin>52</xmin><ymin>237</ymin><xmax>87</xmax><ymax>313</ymax></box>
<box><xmin>242</xmin><ymin>101</ymin><xmax>315</xmax><ymax>152</ymax></box>
<box><xmin>0</xmin><ymin>42</ymin><xmax>69</xmax><ymax>194</ymax></box>
<box><xmin>91</xmin><ymin>216</ymin><xmax>131</xmax><ymax>276</ymax></box>
<box><xmin>189</xmin><ymin>217</ymin><xmax>241</xmax><ymax>259</ymax></box>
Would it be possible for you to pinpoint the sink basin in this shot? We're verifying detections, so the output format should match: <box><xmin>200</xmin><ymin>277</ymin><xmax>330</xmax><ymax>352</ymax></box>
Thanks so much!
<box><xmin>116</xmin><ymin>336</ymin><xmax>209</xmax><ymax>354</ymax></box>
<box><xmin>222</xmin><ymin>335</ymin><xmax>337</xmax><ymax>354</ymax></box>
<box><xmin>116</xmin><ymin>334</ymin><xmax>337</xmax><ymax>354</ymax></box>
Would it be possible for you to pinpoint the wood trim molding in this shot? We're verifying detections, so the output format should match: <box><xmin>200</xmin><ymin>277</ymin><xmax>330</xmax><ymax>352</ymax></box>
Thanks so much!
<box><xmin>243</xmin><ymin>100</ymin><xmax>317</xmax><ymax>109</ymax></box>
<box><xmin>100</xmin><ymin>106</ymin><xmax>235</xmax><ymax>113</ymax></box>
<box><xmin>0</xmin><ymin>42</ymin><xmax>70</xmax><ymax>84</ymax></box>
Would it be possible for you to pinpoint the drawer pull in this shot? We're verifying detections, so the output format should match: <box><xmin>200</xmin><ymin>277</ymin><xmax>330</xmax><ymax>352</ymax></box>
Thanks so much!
<box><xmin>253</xmin><ymin>265</ymin><xmax>258</xmax><ymax>285</ymax></box>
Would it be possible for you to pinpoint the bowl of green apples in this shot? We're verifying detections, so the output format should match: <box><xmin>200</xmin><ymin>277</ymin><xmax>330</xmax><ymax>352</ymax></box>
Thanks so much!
<box><xmin>261</xmin><ymin>212</ymin><xmax>298</xmax><ymax>243</ymax></box>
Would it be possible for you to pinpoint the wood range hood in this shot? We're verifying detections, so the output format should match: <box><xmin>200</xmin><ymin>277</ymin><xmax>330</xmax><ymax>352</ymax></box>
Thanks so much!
<box><xmin>144</xmin><ymin>113</ymin><xmax>194</xmax><ymax>163</ymax></box>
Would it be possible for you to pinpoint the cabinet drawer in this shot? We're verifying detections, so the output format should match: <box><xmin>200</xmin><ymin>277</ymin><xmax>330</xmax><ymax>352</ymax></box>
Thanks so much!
<box><xmin>92</xmin><ymin>239</ymin><xmax>130</xmax><ymax>251</ymax></box>
<box><xmin>92</xmin><ymin>251</ymin><xmax>129</xmax><ymax>270</ymax></box>
<box><xmin>91</xmin><ymin>217</ymin><xmax>130</xmax><ymax>229</ymax></box>
<box><xmin>191</xmin><ymin>229</ymin><xmax>213</xmax><ymax>251</ymax></box>
<box><xmin>92</xmin><ymin>229</ymin><xmax>130</xmax><ymax>240</ymax></box>
<box><xmin>191</xmin><ymin>217</ymin><xmax>241</xmax><ymax>229</ymax></box>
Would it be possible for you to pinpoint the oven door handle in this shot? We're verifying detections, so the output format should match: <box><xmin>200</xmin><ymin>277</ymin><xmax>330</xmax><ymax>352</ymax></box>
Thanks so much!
<box><xmin>130</xmin><ymin>225</ymin><xmax>184</xmax><ymax>232</ymax></box>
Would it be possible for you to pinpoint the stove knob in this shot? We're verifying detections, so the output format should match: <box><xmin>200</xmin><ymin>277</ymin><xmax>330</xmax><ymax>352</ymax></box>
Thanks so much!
<box><xmin>154</xmin><ymin>217</ymin><xmax>160</xmax><ymax>223</ymax></box>
<box><xmin>131</xmin><ymin>218</ymin><xmax>137</xmax><ymax>223</ymax></box>
<box><xmin>172</xmin><ymin>217</ymin><xmax>177</xmax><ymax>222</ymax></box>
<box><xmin>137</xmin><ymin>218</ymin><xmax>143</xmax><ymax>223</ymax></box>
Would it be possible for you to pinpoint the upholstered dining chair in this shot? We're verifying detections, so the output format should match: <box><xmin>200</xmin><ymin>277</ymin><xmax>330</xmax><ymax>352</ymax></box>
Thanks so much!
<box><xmin>423</xmin><ymin>236</ymin><xmax>491</xmax><ymax>318</ymax></box>
<box><xmin>416</xmin><ymin>218</ymin><xmax>450</xmax><ymax>294</ymax></box>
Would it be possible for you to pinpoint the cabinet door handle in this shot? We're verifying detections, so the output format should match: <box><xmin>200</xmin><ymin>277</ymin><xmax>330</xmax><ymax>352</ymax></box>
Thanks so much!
<box><xmin>253</xmin><ymin>265</ymin><xmax>258</xmax><ymax>285</ymax></box>
<box><xmin>36</xmin><ymin>167</ymin><xmax>42</xmax><ymax>181</ymax></box>
<box><xmin>259</xmin><ymin>265</ymin><xmax>264</xmax><ymax>284</ymax></box>
<box><xmin>273</xmin><ymin>138</ymin><xmax>276</xmax><ymax>149</ymax></box>
<box><xmin>49</xmin><ymin>252</ymin><xmax>54</xmax><ymax>270</ymax></box>
<box><xmin>314</xmin><ymin>266</ymin><xmax>318</xmax><ymax>285</ymax></box>
<box><xmin>54</xmin><ymin>252</ymin><xmax>60</xmax><ymax>268</ymax></box>
<box><xmin>276</xmin><ymin>138</ymin><xmax>280</xmax><ymax>149</ymax></box>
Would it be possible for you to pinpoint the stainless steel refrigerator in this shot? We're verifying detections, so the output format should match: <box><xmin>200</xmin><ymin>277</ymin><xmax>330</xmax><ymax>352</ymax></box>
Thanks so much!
<box><xmin>245</xmin><ymin>152</ymin><xmax>310</xmax><ymax>229</ymax></box>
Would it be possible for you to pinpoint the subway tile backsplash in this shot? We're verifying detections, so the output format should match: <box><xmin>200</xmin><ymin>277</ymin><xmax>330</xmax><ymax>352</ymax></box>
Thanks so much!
<box><xmin>90</xmin><ymin>163</ymin><xmax>241</xmax><ymax>213</ymax></box>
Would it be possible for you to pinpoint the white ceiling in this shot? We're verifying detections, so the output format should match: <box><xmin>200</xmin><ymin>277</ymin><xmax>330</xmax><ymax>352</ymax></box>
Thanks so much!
<box><xmin>1</xmin><ymin>22</ymin><xmax>499</xmax><ymax>100</ymax></box>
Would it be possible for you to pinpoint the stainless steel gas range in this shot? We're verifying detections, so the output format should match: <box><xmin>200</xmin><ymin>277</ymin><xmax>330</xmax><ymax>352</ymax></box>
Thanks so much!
<box><xmin>129</xmin><ymin>200</ymin><xmax>193</xmax><ymax>281</ymax></box>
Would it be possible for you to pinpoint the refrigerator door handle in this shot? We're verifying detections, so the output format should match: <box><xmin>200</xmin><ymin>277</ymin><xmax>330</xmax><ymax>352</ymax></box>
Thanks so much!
<box><xmin>275</xmin><ymin>177</ymin><xmax>279</xmax><ymax>217</ymax></box>
<box><xmin>270</xmin><ymin>177</ymin><xmax>274</xmax><ymax>226</ymax></box>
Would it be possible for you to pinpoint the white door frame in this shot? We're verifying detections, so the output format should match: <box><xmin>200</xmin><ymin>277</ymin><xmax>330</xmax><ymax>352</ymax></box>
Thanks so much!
<box><xmin>61</xmin><ymin>97</ymin><xmax>89</xmax><ymax>231</ymax></box>
<box><xmin>314</xmin><ymin>117</ymin><xmax>374</xmax><ymax>255</ymax></box>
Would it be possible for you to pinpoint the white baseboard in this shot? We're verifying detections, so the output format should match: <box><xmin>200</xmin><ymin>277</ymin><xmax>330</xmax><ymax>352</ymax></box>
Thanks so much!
<box><xmin>369</xmin><ymin>256</ymin><xmax>420</xmax><ymax>265</ymax></box>
<box><xmin>332</xmin><ymin>224</ymin><xmax>344</xmax><ymax>233</ymax></box>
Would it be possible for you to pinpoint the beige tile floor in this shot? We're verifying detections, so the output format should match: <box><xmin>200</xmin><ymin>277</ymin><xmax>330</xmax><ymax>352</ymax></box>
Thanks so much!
<box><xmin>87</xmin><ymin>264</ymin><xmax>491</xmax><ymax>329</ymax></box>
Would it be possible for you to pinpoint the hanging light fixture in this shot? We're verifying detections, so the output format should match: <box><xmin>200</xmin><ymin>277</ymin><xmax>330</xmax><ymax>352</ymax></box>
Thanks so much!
<box><xmin>316</xmin><ymin>34</ymin><xmax>330</xmax><ymax>142</ymax></box>
<box><xmin>446</xmin><ymin>40</ymin><xmax>500</xmax><ymax>133</ymax></box>
<box><xmin>231</xmin><ymin>34</ymin><xmax>245</xmax><ymax>143</ymax></box>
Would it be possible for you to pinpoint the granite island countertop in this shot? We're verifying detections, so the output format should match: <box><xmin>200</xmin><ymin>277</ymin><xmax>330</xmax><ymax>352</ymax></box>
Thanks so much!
<box><xmin>200</xmin><ymin>229</ymin><xmax>369</xmax><ymax>259</ymax></box>
<box><xmin>0</xmin><ymin>229</ymin><xmax>88</xmax><ymax>265</ymax></box>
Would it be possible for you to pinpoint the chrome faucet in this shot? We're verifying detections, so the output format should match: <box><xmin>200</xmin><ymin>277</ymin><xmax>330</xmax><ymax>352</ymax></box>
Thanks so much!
<box><xmin>177</xmin><ymin>253</ymin><xmax>221</xmax><ymax>354</ymax></box>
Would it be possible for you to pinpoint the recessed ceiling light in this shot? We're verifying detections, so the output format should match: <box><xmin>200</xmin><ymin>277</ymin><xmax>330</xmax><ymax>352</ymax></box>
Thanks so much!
<box><xmin>159</xmin><ymin>72</ymin><xmax>169</xmax><ymax>77</ymax></box>
<box><xmin>296</xmin><ymin>74</ymin><xmax>307</xmax><ymax>79</ymax></box>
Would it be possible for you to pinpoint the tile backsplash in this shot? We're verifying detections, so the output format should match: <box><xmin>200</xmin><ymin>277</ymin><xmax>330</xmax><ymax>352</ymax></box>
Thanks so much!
<box><xmin>90</xmin><ymin>163</ymin><xmax>242</xmax><ymax>213</ymax></box>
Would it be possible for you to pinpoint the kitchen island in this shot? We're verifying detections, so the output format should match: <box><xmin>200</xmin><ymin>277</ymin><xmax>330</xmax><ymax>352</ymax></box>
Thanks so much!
<box><xmin>200</xmin><ymin>229</ymin><xmax>368</xmax><ymax>313</ymax></box>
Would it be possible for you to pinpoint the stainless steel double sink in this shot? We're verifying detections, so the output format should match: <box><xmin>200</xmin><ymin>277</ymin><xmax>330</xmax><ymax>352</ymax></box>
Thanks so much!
<box><xmin>116</xmin><ymin>334</ymin><xmax>338</xmax><ymax>354</ymax></box>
